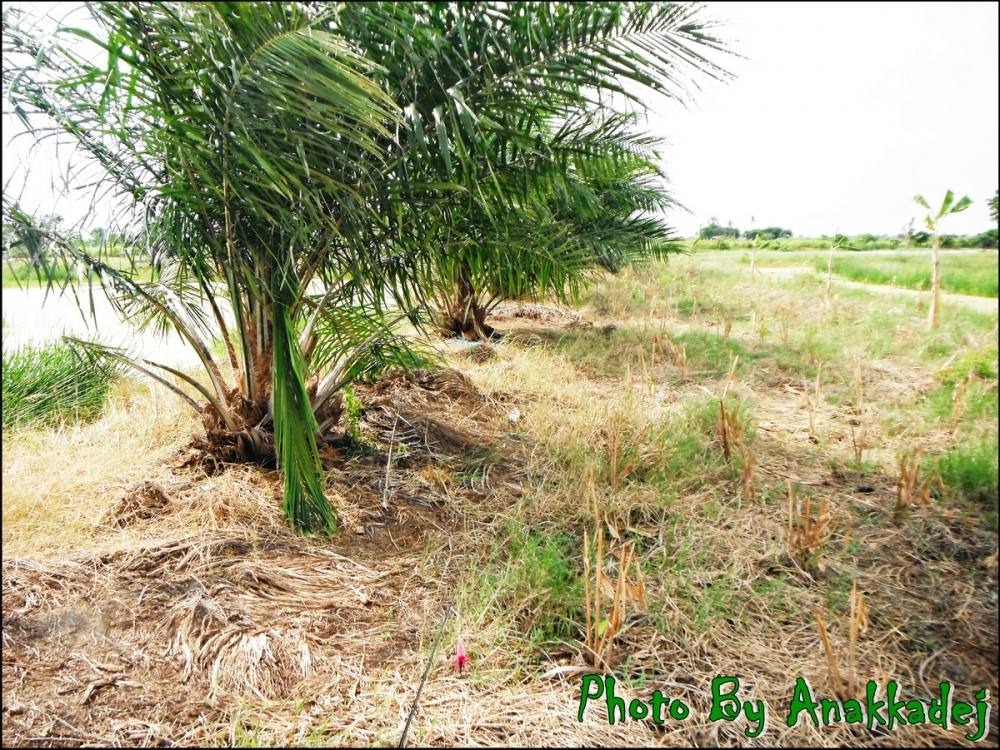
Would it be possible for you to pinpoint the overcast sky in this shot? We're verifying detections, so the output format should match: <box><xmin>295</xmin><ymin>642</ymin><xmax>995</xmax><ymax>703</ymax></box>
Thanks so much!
<box><xmin>652</xmin><ymin>1</ymin><xmax>999</xmax><ymax>236</ymax></box>
<box><xmin>2</xmin><ymin>1</ymin><xmax>999</xmax><ymax>237</ymax></box>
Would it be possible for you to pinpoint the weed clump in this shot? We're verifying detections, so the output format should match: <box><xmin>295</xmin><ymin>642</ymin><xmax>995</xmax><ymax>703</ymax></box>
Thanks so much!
<box><xmin>2</xmin><ymin>341</ymin><xmax>119</xmax><ymax>430</ymax></box>
<box><xmin>933</xmin><ymin>439</ymin><xmax>999</xmax><ymax>523</ymax></box>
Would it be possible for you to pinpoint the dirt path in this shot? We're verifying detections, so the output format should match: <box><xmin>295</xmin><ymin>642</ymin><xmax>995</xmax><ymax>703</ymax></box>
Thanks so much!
<box><xmin>755</xmin><ymin>266</ymin><xmax>999</xmax><ymax>314</ymax></box>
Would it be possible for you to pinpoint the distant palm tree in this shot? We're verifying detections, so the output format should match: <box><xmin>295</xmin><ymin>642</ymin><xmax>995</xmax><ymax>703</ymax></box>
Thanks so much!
<box><xmin>913</xmin><ymin>190</ymin><xmax>972</xmax><ymax>330</ymax></box>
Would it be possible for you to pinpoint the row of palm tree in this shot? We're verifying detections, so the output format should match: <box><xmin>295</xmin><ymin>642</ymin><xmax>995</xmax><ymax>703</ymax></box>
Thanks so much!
<box><xmin>2</xmin><ymin>1</ymin><xmax>729</xmax><ymax>532</ymax></box>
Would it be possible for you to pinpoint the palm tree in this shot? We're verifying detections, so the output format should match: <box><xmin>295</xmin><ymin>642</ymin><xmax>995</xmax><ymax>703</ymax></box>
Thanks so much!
<box><xmin>913</xmin><ymin>190</ymin><xmax>972</xmax><ymax>330</ymax></box>
<box><xmin>3</xmin><ymin>1</ymin><xmax>728</xmax><ymax>532</ymax></box>
<box><xmin>4</xmin><ymin>2</ymin><xmax>412</xmax><ymax>533</ymax></box>
<box><xmin>336</xmin><ymin>1</ymin><xmax>726</xmax><ymax>338</ymax></box>
<box><xmin>429</xmin><ymin>120</ymin><xmax>680</xmax><ymax>339</ymax></box>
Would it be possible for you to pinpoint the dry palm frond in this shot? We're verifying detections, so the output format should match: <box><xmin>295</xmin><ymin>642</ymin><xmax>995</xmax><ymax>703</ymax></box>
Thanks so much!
<box><xmin>165</xmin><ymin>594</ymin><xmax>317</xmax><ymax>700</ymax></box>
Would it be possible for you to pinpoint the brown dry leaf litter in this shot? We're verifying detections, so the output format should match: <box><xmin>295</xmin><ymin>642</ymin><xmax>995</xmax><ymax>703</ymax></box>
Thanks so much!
<box><xmin>2</xmin><ymin>368</ymin><xmax>526</xmax><ymax>746</ymax></box>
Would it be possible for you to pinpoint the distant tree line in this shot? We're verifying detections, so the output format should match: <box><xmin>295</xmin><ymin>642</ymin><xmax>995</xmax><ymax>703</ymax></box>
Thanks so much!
<box><xmin>698</xmin><ymin>222</ymin><xmax>792</xmax><ymax>240</ymax></box>
<box><xmin>695</xmin><ymin>210</ymin><xmax>997</xmax><ymax>249</ymax></box>
<box><xmin>910</xmin><ymin>229</ymin><xmax>997</xmax><ymax>249</ymax></box>
<box><xmin>3</xmin><ymin>217</ymin><xmax>129</xmax><ymax>262</ymax></box>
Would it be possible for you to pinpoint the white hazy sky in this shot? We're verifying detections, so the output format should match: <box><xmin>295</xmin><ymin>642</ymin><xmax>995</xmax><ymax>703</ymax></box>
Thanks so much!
<box><xmin>2</xmin><ymin>1</ymin><xmax>999</xmax><ymax>237</ymax></box>
<box><xmin>652</xmin><ymin>1</ymin><xmax>999</xmax><ymax>236</ymax></box>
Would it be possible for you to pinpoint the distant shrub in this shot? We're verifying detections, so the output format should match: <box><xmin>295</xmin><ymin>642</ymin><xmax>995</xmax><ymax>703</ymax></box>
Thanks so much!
<box><xmin>973</xmin><ymin>229</ymin><xmax>998</xmax><ymax>248</ymax></box>
<box><xmin>744</xmin><ymin>226</ymin><xmax>792</xmax><ymax>240</ymax></box>
<box><xmin>2</xmin><ymin>341</ymin><xmax>120</xmax><ymax>430</ymax></box>
<box><xmin>907</xmin><ymin>231</ymin><xmax>995</xmax><ymax>249</ymax></box>
<box><xmin>699</xmin><ymin>223</ymin><xmax>740</xmax><ymax>240</ymax></box>
<box><xmin>851</xmin><ymin>235</ymin><xmax>901</xmax><ymax>250</ymax></box>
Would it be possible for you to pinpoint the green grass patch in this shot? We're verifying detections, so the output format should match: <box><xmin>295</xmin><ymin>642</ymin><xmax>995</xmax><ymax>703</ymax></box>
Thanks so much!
<box><xmin>814</xmin><ymin>253</ymin><xmax>998</xmax><ymax>297</ymax></box>
<box><xmin>671</xmin><ymin>330</ymin><xmax>750</xmax><ymax>377</ymax></box>
<box><xmin>2</xmin><ymin>256</ymin><xmax>158</xmax><ymax>288</ymax></box>
<box><xmin>933</xmin><ymin>439</ymin><xmax>999</xmax><ymax>520</ymax></box>
<box><xmin>465</xmin><ymin>524</ymin><xmax>582</xmax><ymax>647</ymax></box>
<box><xmin>2</xmin><ymin>341</ymin><xmax>120</xmax><ymax>430</ymax></box>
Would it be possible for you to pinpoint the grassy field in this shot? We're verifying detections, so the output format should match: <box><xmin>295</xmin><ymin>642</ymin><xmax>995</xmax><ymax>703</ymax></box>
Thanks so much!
<box><xmin>696</xmin><ymin>247</ymin><xmax>998</xmax><ymax>298</ymax></box>
<box><xmin>2</xmin><ymin>256</ymin><xmax>157</xmax><ymax>288</ymax></box>
<box><xmin>816</xmin><ymin>252</ymin><xmax>998</xmax><ymax>297</ymax></box>
<box><xmin>2</xmin><ymin>256</ymin><xmax>997</xmax><ymax>746</ymax></box>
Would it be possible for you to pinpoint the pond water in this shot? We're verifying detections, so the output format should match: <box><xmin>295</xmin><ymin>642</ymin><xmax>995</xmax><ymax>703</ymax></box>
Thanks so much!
<box><xmin>2</xmin><ymin>285</ymin><xmax>205</xmax><ymax>368</ymax></box>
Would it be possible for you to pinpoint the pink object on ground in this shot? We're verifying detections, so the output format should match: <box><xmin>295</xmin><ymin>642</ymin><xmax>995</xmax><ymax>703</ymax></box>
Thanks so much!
<box><xmin>453</xmin><ymin>637</ymin><xmax>469</xmax><ymax>673</ymax></box>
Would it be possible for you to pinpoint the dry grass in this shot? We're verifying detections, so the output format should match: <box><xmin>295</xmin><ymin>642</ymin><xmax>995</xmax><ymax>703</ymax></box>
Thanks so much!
<box><xmin>786</xmin><ymin>480</ymin><xmax>835</xmax><ymax>573</ymax></box>
<box><xmin>717</xmin><ymin>399</ymin><xmax>756</xmax><ymax>500</ymax></box>
<box><xmin>814</xmin><ymin>582</ymin><xmax>869</xmax><ymax>699</ymax></box>
<box><xmin>892</xmin><ymin>447</ymin><xmax>948</xmax><ymax>523</ymax></box>
<box><xmin>2</xmin><ymin>365</ymin><xmax>524</xmax><ymax>746</ymax></box>
<box><xmin>805</xmin><ymin>365</ymin><xmax>822</xmax><ymax>443</ymax></box>
<box><xmin>2</xmin><ymin>378</ymin><xmax>199</xmax><ymax>559</ymax></box>
<box><xmin>3</xmin><ymin>253</ymin><xmax>998</xmax><ymax>746</ymax></box>
<box><xmin>582</xmin><ymin>520</ymin><xmax>647</xmax><ymax>672</ymax></box>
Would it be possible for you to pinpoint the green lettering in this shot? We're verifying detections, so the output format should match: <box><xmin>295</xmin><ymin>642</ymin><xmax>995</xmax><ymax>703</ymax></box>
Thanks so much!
<box><xmin>904</xmin><ymin>699</ymin><xmax>926</xmax><ymax>724</ymax></box>
<box><xmin>629</xmin><ymin>699</ymin><xmax>649</xmax><ymax>721</ymax></box>
<box><xmin>820</xmin><ymin>698</ymin><xmax>842</xmax><ymax>725</ymax></box>
<box><xmin>865</xmin><ymin>680</ymin><xmax>887</xmax><ymax>731</ymax></box>
<box><xmin>843</xmin><ymin>699</ymin><xmax>864</xmax><ymax>723</ymax></box>
<box><xmin>650</xmin><ymin>690</ymin><xmax>668</xmax><ymax>725</ymax></box>
<box><xmin>951</xmin><ymin>701</ymin><xmax>972</xmax><ymax>726</ymax></box>
<box><xmin>604</xmin><ymin>675</ymin><xmax>626</xmax><ymax>725</ymax></box>
<box><xmin>968</xmin><ymin>688</ymin><xmax>990</xmax><ymax>743</ymax></box>
<box><xmin>928</xmin><ymin>682</ymin><xmax>952</xmax><ymax>729</ymax></box>
<box><xmin>884</xmin><ymin>680</ymin><xmax>908</xmax><ymax>730</ymax></box>
<box><xmin>744</xmin><ymin>699</ymin><xmax>767</xmax><ymax>738</ymax></box>
<box><xmin>578</xmin><ymin>675</ymin><xmax>604</xmax><ymax>722</ymax></box>
<box><xmin>669</xmin><ymin>699</ymin><xmax>690</xmax><ymax>721</ymax></box>
<box><xmin>786</xmin><ymin>677</ymin><xmax>820</xmax><ymax>728</ymax></box>
<box><xmin>710</xmin><ymin>676</ymin><xmax>742</xmax><ymax>721</ymax></box>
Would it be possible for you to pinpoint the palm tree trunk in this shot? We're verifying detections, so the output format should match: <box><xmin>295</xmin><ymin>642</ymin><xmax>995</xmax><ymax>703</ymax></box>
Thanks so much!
<box><xmin>928</xmin><ymin>235</ymin><xmax>941</xmax><ymax>330</ymax></box>
<box><xmin>446</xmin><ymin>265</ymin><xmax>495</xmax><ymax>341</ymax></box>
